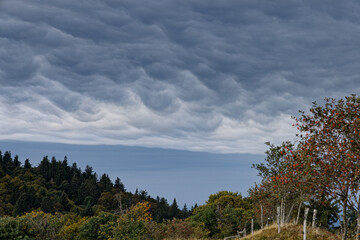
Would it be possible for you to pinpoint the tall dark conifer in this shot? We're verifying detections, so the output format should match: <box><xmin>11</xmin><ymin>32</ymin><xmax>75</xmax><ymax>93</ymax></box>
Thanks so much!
<box><xmin>99</xmin><ymin>173</ymin><xmax>113</xmax><ymax>192</ymax></box>
<box><xmin>169</xmin><ymin>198</ymin><xmax>180</xmax><ymax>219</ymax></box>
<box><xmin>24</xmin><ymin>159</ymin><xmax>31</xmax><ymax>169</ymax></box>
<box><xmin>114</xmin><ymin>177</ymin><xmax>125</xmax><ymax>192</ymax></box>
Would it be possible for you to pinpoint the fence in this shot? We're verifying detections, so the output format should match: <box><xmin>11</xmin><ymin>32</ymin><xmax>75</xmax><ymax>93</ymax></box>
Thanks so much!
<box><xmin>223</xmin><ymin>205</ymin><xmax>317</xmax><ymax>240</ymax></box>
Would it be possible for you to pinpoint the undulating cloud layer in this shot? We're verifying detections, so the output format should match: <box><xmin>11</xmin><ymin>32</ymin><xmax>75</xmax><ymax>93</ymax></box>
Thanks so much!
<box><xmin>1</xmin><ymin>0</ymin><xmax>359</xmax><ymax>153</ymax></box>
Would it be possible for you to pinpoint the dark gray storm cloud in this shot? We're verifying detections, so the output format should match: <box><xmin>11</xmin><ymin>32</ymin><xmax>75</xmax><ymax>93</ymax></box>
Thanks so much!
<box><xmin>1</xmin><ymin>0</ymin><xmax>359</xmax><ymax>153</ymax></box>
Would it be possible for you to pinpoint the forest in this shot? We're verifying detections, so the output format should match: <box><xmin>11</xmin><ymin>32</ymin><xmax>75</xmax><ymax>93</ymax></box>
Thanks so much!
<box><xmin>0</xmin><ymin>94</ymin><xmax>359</xmax><ymax>240</ymax></box>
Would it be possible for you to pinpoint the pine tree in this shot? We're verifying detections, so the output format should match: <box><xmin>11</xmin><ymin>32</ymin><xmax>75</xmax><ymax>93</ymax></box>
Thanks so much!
<box><xmin>154</xmin><ymin>197</ymin><xmax>169</xmax><ymax>222</ymax></box>
<box><xmin>114</xmin><ymin>177</ymin><xmax>125</xmax><ymax>192</ymax></box>
<box><xmin>24</xmin><ymin>159</ymin><xmax>31</xmax><ymax>169</ymax></box>
<box><xmin>169</xmin><ymin>198</ymin><xmax>180</xmax><ymax>219</ymax></box>
<box><xmin>41</xmin><ymin>194</ymin><xmax>55</xmax><ymax>214</ymax></box>
<box><xmin>38</xmin><ymin>156</ymin><xmax>51</xmax><ymax>181</ymax></box>
<box><xmin>182</xmin><ymin>204</ymin><xmax>189</xmax><ymax>218</ymax></box>
<box><xmin>13</xmin><ymin>155</ymin><xmax>20</xmax><ymax>168</ymax></box>
<box><xmin>99</xmin><ymin>174</ymin><xmax>113</xmax><ymax>192</ymax></box>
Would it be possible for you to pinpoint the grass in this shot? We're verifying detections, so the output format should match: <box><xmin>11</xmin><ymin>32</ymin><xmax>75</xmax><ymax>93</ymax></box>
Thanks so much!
<box><xmin>240</xmin><ymin>224</ymin><xmax>340</xmax><ymax>240</ymax></box>
<box><xmin>164</xmin><ymin>224</ymin><xmax>340</xmax><ymax>240</ymax></box>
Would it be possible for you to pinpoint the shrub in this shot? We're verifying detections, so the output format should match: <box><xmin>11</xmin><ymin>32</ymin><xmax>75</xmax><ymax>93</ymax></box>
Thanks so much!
<box><xmin>0</xmin><ymin>216</ymin><xmax>33</xmax><ymax>240</ymax></box>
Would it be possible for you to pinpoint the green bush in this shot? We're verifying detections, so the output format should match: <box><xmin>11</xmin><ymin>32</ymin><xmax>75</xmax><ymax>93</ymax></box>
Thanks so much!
<box><xmin>79</xmin><ymin>212</ymin><xmax>116</xmax><ymax>240</ymax></box>
<box><xmin>0</xmin><ymin>216</ymin><xmax>34</xmax><ymax>240</ymax></box>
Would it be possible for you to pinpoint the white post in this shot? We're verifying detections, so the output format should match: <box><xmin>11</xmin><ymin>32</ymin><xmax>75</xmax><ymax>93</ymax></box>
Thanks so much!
<box><xmin>304</xmin><ymin>208</ymin><xmax>309</xmax><ymax>240</ymax></box>
<box><xmin>261</xmin><ymin>205</ymin><xmax>264</xmax><ymax>229</ymax></box>
<box><xmin>277</xmin><ymin>206</ymin><xmax>281</xmax><ymax>233</ymax></box>
<box><xmin>312</xmin><ymin>209</ymin><xmax>317</xmax><ymax>228</ymax></box>
<box><xmin>281</xmin><ymin>201</ymin><xmax>286</xmax><ymax>225</ymax></box>
<box><xmin>251</xmin><ymin>218</ymin><xmax>254</xmax><ymax>235</ymax></box>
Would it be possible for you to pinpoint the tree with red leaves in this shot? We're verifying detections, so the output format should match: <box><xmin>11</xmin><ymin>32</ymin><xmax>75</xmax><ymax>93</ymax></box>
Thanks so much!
<box><xmin>294</xmin><ymin>94</ymin><xmax>360</xmax><ymax>240</ymax></box>
<box><xmin>251</xmin><ymin>142</ymin><xmax>306</xmax><ymax>226</ymax></box>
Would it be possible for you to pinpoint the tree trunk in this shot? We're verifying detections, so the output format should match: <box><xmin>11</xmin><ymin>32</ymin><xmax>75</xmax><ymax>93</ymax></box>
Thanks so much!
<box><xmin>261</xmin><ymin>205</ymin><xmax>264</xmax><ymax>229</ymax></box>
<box><xmin>277</xmin><ymin>206</ymin><xmax>281</xmax><ymax>233</ymax></box>
<box><xmin>280</xmin><ymin>198</ymin><xmax>284</xmax><ymax>226</ymax></box>
<box><xmin>357</xmin><ymin>212</ymin><xmax>360</xmax><ymax>240</ymax></box>
<box><xmin>296</xmin><ymin>202</ymin><xmax>302</xmax><ymax>225</ymax></box>
<box><xmin>286</xmin><ymin>203</ymin><xmax>295</xmax><ymax>224</ymax></box>
<box><xmin>312</xmin><ymin>209</ymin><xmax>317</xmax><ymax>227</ymax></box>
<box><xmin>357</xmin><ymin>196</ymin><xmax>360</xmax><ymax>240</ymax></box>
<box><xmin>343</xmin><ymin>198</ymin><xmax>348</xmax><ymax>240</ymax></box>
<box><xmin>303</xmin><ymin>208</ymin><xmax>309</xmax><ymax>240</ymax></box>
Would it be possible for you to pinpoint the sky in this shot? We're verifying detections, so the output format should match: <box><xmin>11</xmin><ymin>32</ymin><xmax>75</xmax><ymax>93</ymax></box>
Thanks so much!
<box><xmin>0</xmin><ymin>0</ymin><xmax>360</xmax><ymax>206</ymax></box>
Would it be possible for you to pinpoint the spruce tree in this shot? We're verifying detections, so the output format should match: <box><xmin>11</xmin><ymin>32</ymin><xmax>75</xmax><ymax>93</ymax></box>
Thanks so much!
<box><xmin>99</xmin><ymin>174</ymin><xmax>113</xmax><ymax>192</ymax></box>
<box><xmin>114</xmin><ymin>177</ymin><xmax>125</xmax><ymax>192</ymax></box>
<box><xmin>13</xmin><ymin>155</ymin><xmax>20</xmax><ymax>168</ymax></box>
<box><xmin>169</xmin><ymin>198</ymin><xmax>180</xmax><ymax>219</ymax></box>
<box><xmin>24</xmin><ymin>159</ymin><xmax>31</xmax><ymax>169</ymax></box>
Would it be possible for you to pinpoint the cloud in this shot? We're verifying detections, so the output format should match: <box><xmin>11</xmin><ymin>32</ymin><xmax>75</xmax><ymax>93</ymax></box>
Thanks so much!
<box><xmin>0</xmin><ymin>0</ymin><xmax>359</xmax><ymax>153</ymax></box>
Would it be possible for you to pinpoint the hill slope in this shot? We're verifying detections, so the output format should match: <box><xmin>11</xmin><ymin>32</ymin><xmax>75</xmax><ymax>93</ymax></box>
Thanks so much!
<box><xmin>242</xmin><ymin>224</ymin><xmax>340</xmax><ymax>240</ymax></box>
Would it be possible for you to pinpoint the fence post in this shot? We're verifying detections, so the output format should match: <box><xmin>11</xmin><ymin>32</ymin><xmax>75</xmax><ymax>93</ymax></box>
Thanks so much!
<box><xmin>261</xmin><ymin>205</ymin><xmax>264</xmax><ymax>229</ymax></box>
<box><xmin>296</xmin><ymin>202</ymin><xmax>302</xmax><ymax>225</ymax></box>
<box><xmin>277</xmin><ymin>206</ymin><xmax>281</xmax><ymax>233</ymax></box>
<box><xmin>312</xmin><ymin>209</ymin><xmax>317</xmax><ymax>227</ymax></box>
<box><xmin>251</xmin><ymin>218</ymin><xmax>254</xmax><ymax>235</ymax></box>
<box><xmin>282</xmin><ymin>202</ymin><xmax>286</xmax><ymax>225</ymax></box>
<box><xmin>304</xmin><ymin>208</ymin><xmax>309</xmax><ymax>240</ymax></box>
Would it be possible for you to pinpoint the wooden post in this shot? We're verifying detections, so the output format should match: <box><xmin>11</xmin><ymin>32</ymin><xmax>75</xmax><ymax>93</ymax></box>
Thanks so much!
<box><xmin>357</xmin><ymin>213</ymin><xmax>360</xmax><ymax>240</ymax></box>
<box><xmin>356</xmin><ymin>196</ymin><xmax>360</xmax><ymax>240</ymax></box>
<box><xmin>282</xmin><ymin>202</ymin><xmax>286</xmax><ymax>225</ymax></box>
<box><xmin>296</xmin><ymin>202</ymin><xmax>302</xmax><ymax>224</ymax></box>
<box><xmin>261</xmin><ymin>205</ymin><xmax>264</xmax><ymax>229</ymax></box>
<box><xmin>251</xmin><ymin>218</ymin><xmax>254</xmax><ymax>235</ymax></box>
<box><xmin>277</xmin><ymin>206</ymin><xmax>281</xmax><ymax>233</ymax></box>
<box><xmin>303</xmin><ymin>208</ymin><xmax>309</xmax><ymax>240</ymax></box>
<box><xmin>280</xmin><ymin>198</ymin><xmax>284</xmax><ymax>226</ymax></box>
<box><xmin>312</xmin><ymin>209</ymin><xmax>317</xmax><ymax>227</ymax></box>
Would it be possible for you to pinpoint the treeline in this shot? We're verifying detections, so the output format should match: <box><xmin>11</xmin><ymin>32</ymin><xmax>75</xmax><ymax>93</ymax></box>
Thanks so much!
<box><xmin>0</xmin><ymin>191</ymin><xmax>253</xmax><ymax>239</ymax></box>
<box><xmin>0</xmin><ymin>151</ymin><xmax>254</xmax><ymax>239</ymax></box>
<box><xmin>0</xmin><ymin>152</ymin><xmax>190</xmax><ymax>221</ymax></box>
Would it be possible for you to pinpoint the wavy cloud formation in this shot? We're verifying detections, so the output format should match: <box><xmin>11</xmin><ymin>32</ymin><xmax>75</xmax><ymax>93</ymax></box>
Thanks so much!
<box><xmin>0</xmin><ymin>0</ymin><xmax>359</xmax><ymax>153</ymax></box>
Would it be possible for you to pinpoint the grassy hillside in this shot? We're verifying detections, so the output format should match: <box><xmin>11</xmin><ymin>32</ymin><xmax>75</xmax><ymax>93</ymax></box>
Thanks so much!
<box><xmin>241</xmin><ymin>224</ymin><xmax>340</xmax><ymax>240</ymax></box>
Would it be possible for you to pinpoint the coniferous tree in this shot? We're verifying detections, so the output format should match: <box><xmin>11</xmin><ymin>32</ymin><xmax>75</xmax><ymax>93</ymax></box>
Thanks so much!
<box><xmin>24</xmin><ymin>159</ymin><xmax>31</xmax><ymax>169</ymax></box>
<box><xmin>41</xmin><ymin>194</ymin><xmax>55</xmax><ymax>214</ymax></box>
<box><xmin>99</xmin><ymin>174</ymin><xmax>113</xmax><ymax>192</ymax></box>
<box><xmin>59</xmin><ymin>191</ymin><xmax>71</xmax><ymax>211</ymax></box>
<box><xmin>169</xmin><ymin>198</ymin><xmax>180</xmax><ymax>219</ymax></box>
<box><xmin>3</xmin><ymin>151</ymin><xmax>12</xmax><ymax>165</ymax></box>
<box><xmin>13</xmin><ymin>186</ymin><xmax>38</xmax><ymax>215</ymax></box>
<box><xmin>139</xmin><ymin>190</ymin><xmax>148</xmax><ymax>200</ymax></box>
<box><xmin>154</xmin><ymin>197</ymin><xmax>169</xmax><ymax>222</ymax></box>
<box><xmin>3</xmin><ymin>151</ymin><xmax>12</xmax><ymax>173</ymax></box>
<box><xmin>13</xmin><ymin>155</ymin><xmax>20</xmax><ymax>168</ymax></box>
<box><xmin>38</xmin><ymin>156</ymin><xmax>51</xmax><ymax>181</ymax></box>
<box><xmin>182</xmin><ymin>204</ymin><xmax>189</xmax><ymax>218</ymax></box>
<box><xmin>83</xmin><ymin>165</ymin><xmax>94</xmax><ymax>179</ymax></box>
<box><xmin>81</xmin><ymin>196</ymin><xmax>95</xmax><ymax>217</ymax></box>
<box><xmin>114</xmin><ymin>177</ymin><xmax>125</xmax><ymax>192</ymax></box>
